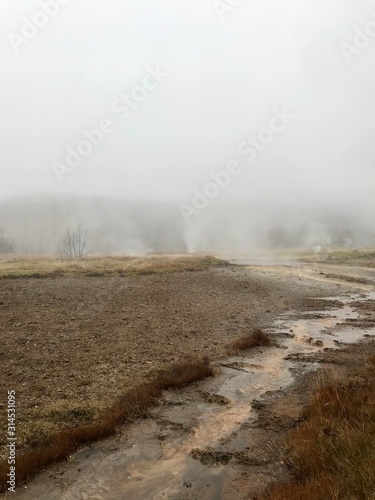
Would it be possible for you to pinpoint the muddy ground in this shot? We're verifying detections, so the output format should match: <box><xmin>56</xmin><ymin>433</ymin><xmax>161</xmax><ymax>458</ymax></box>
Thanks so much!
<box><xmin>1</xmin><ymin>260</ymin><xmax>375</xmax><ymax>498</ymax></box>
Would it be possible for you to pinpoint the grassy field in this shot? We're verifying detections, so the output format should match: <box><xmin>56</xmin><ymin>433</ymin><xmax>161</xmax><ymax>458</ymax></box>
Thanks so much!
<box><xmin>0</xmin><ymin>254</ymin><xmax>229</xmax><ymax>279</ymax></box>
<box><xmin>299</xmin><ymin>248</ymin><xmax>375</xmax><ymax>268</ymax></box>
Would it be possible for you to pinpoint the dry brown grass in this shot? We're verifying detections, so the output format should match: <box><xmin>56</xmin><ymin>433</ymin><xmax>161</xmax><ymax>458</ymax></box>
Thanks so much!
<box><xmin>228</xmin><ymin>329</ymin><xmax>272</xmax><ymax>353</ymax></box>
<box><xmin>264</xmin><ymin>356</ymin><xmax>375</xmax><ymax>500</ymax></box>
<box><xmin>299</xmin><ymin>248</ymin><xmax>375</xmax><ymax>268</ymax></box>
<box><xmin>156</xmin><ymin>358</ymin><xmax>212</xmax><ymax>388</ymax></box>
<box><xmin>0</xmin><ymin>359</ymin><xmax>214</xmax><ymax>492</ymax></box>
<box><xmin>0</xmin><ymin>254</ymin><xmax>229</xmax><ymax>279</ymax></box>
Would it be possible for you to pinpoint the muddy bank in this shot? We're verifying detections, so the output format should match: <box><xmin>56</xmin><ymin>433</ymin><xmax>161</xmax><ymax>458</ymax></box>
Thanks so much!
<box><xmin>7</xmin><ymin>286</ymin><xmax>375</xmax><ymax>499</ymax></box>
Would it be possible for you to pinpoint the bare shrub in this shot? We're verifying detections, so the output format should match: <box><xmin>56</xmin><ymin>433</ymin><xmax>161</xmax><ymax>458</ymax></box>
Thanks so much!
<box><xmin>229</xmin><ymin>329</ymin><xmax>272</xmax><ymax>353</ymax></box>
<box><xmin>57</xmin><ymin>226</ymin><xmax>88</xmax><ymax>259</ymax></box>
<box><xmin>156</xmin><ymin>358</ymin><xmax>214</xmax><ymax>389</ymax></box>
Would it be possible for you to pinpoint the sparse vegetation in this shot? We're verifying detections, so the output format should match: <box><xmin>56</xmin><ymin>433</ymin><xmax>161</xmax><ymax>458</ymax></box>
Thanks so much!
<box><xmin>57</xmin><ymin>225</ymin><xmax>88</xmax><ymax>259</ymax></box>
<box><xmin>300</xmin><ymin>248</ymin><xmax>375</xmax><ymax>268</ymax></box>
<box><xmin>264</xmin><ymin>355</ymin><xmax>375</xmax><ymax>500</ymax></box>
<box><xmin>228</xmin><ymin>329</ymin><xmax>272</xmax><ymax>353</ymax></box>
<box><xmin>156</xmin><ymin>358</ymin><xmax>212</xmax><ymax>388</ymax></box>
<box><xmin>0</xmin><ymin>359</ymin><xmax>214</xmax><ymax>492</ymax></box>
<box><xmin>326</xmin><ymin>249</ymin><xmax>375</xmax><ymax>266</ymax></box>
<box><xmin>0</xmin><ymin>254</ymin><xmax>229</xmax><ymax>279</ymax></box>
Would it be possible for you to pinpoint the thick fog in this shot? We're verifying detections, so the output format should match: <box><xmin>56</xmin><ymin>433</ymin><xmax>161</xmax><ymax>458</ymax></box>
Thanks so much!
<box><xmin>1</xmin><ymin>0</ymin><xmax>374</xmax><ymax>255</ymax></box>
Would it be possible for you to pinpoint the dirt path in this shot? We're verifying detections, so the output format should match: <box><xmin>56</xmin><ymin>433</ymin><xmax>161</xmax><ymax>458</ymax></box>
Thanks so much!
<box><xmin>2</xmin><ymin>263</ymin><xmax>375</xmax><ymax>498</ymax></box>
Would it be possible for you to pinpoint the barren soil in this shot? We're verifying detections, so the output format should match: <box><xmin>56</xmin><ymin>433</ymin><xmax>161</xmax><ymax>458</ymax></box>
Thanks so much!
<box><xmin>1</xmin><ymin>257</ymin><xmax>375</xmax><ymax>498</ymax></box>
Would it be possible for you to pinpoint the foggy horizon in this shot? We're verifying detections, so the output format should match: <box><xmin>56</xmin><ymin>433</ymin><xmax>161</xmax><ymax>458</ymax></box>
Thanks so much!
<box><xmin>1</xmin><ymin>0</ymin><xmax>375</xmax><ymax>253</ymax></box>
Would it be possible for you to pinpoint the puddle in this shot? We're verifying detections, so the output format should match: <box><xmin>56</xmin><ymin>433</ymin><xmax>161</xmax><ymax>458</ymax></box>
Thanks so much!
<box><xmin>12</xmin><ymin>293</ymin><xmax>375</xmax><ymax>500</ymax></box>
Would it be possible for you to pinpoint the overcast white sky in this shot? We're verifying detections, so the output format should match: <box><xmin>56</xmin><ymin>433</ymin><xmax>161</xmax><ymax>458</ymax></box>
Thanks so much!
<box><xmin>1</xmin><ymin>0</ymin><xmax>374</xmax><ymax>204</ymax></box>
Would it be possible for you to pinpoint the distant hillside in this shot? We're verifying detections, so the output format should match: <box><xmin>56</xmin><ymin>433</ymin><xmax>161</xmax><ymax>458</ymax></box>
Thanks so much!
<box><xmin>0</xmin><ymin>195</ymin><xmax>186</xmax><ymax>255</ymax></box>
<box><xmin>0</xmin><ymin>194</ymin><xmax>374</xmax><ymax>255</ymax></box>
